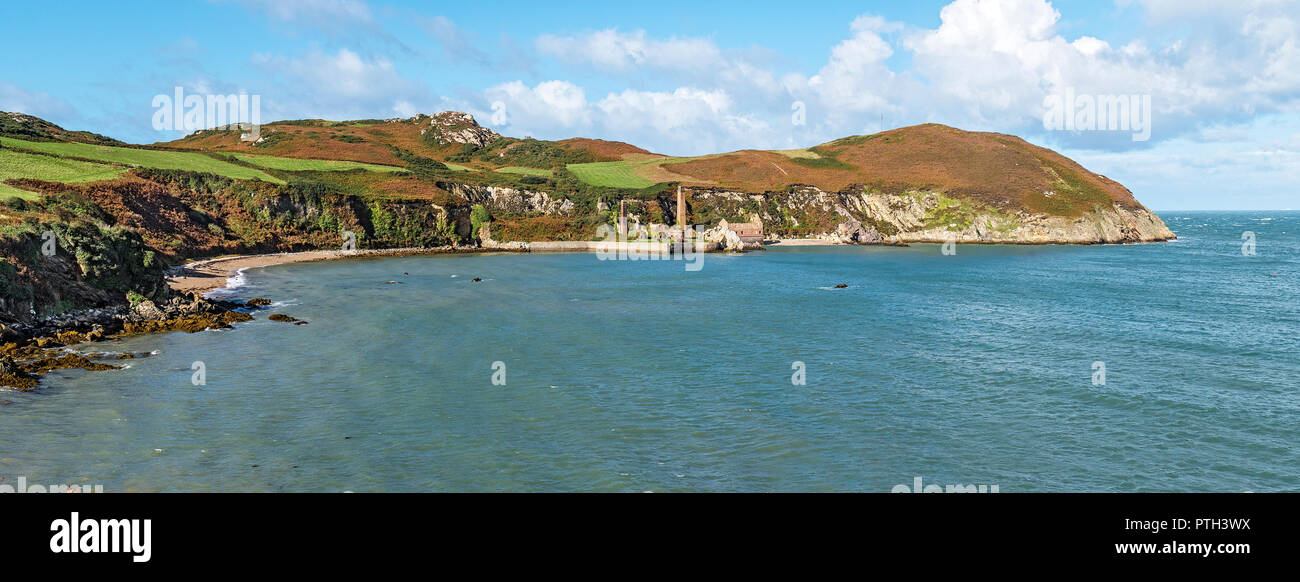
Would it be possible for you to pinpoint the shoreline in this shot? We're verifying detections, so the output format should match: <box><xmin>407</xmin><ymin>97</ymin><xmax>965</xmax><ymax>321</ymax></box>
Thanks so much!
<box><xmin>167</xmin><ymin>246</ymin><xmax>502</xmax><ymax>296</ymax></box>
<box><xmin>169</xmin><ymin>234</ymin><xmax>1178</xmax><ymax>296</ymax></box>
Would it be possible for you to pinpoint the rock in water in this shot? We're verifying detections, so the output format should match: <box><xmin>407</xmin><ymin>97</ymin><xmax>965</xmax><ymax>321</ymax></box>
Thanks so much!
<box><xmin>702</xmin><ymin>220</ymin><xmax>747</xmax><ymax>252</ymax></box>
<box><xmin>835</xmin><ymin>220</ymin><xmax>884</xmax><ymax>244</ymax></box>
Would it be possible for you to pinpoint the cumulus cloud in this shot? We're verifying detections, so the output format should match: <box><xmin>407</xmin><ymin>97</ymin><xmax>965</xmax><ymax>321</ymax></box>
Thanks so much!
<box><xmin>251</xmin><ymin>48</ymin><xmax>428</xmax><ymax>119</ymax></box>
<box><xmin>509</xmin><ymin>0</ymin><xmax>1300</xmax><ymax>154</ymax></box>
<box><xmin>482</xmin><ymin>80</ymin><xmax>591</xmax><ymax>136</ymax></box>
<box><xmin>901</xmin><ymin>0</ymin><xmax>1300</xmax><ymax>147</ymax></box>
<box><xmin>536</xmin><ymin>29</ymin><xmax>725</xmax><ymax>75</ymax></box>
<box><xmin>596</xmin><ymin>87</ymin><xmax>771</xmax><ymax>154</ymax></box>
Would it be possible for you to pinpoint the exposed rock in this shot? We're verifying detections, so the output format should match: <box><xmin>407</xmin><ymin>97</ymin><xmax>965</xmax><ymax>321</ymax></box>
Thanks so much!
<box><xmin>121</xmin><ymin>311</ymin><xmax>253</xmax><ymax>335</ymax></box>
<box><xmin>131</xmin><ymin>299</ymin><xmax>166</xmax><ymax>320</ymax></box>
<box><xmin>692</xmin><ymin>185</ymin><xmax>1175</xmax><ymax>244</ymax></box>
<box><xmin>0</xmin><ymin>355</ymin><xmax>38</xmax><ymax>391</ymax></box>
<box><xmin>441</xmin><ymin>182</ymin><xmax>575</xmax><ymax>215</ymax></box>
<box><xmin>422</xmin><ymin>111</ymin><xmax>501</xmax><ymax>147</ymax></box>
<box><xmin>701</xmin><ymin>220</ymin><xmax>746</xmax><ymax>252</ymax></box>
<box><xmin>0</xmin><ymin>356</ymin><xmax>19</xmax><ymax>376</ymax></box>
<box><xmin>246</xmin><ymin>297</ymin><xmax>272</xmax><ymax>307</ymax></box>
<box><xmin>835</xmin><ymin>220</ymin><xmax>884</xmax><ymax>244</ymax></box>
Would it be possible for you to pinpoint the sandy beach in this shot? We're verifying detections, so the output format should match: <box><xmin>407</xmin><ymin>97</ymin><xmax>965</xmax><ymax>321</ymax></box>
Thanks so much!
<box><xmin>166</xmin><ymin>247</ymin><xmax>485</xmax><ymax>295</ymax></box>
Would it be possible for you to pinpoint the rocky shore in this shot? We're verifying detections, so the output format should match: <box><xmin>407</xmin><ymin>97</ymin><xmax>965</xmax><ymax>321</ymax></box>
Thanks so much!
<box><xmin>0</xmin><ymin>293</ymin><xmax>269</xmax><ymax>390</ymax></box>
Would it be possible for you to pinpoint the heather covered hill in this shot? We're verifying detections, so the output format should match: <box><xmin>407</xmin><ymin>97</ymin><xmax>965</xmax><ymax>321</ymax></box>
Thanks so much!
<box><xmin>0</xmin><ymin>112</ymin><xmax>123</xmax><ymax>146</ymax></box>
<box><xmin>163</xmin><ymin>112</ymin><xmax>647</xmax><ymax>170</ymax></box>
<box><xmin>159</xmin><ymin>112</ymin><xmax>1145</xmax><ymax>221</ymax></box>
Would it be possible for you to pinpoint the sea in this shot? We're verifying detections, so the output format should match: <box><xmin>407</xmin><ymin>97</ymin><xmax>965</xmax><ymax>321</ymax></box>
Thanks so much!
<box><xmin>1</xmin><ymin>211</ymin><xmax>1296</xmax><ymax>492</ymax></box>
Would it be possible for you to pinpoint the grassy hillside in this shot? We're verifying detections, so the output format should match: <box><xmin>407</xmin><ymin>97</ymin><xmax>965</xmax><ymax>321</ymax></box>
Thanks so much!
<box><xmin>1</xmin><ymin>137</ymin><xmax>284</xmax><ymax>184</ymax></box>
<box><xmin>564</xmin><ymin>124</ymin><xmax>1140</xmax><ymax>217</ymax></box>
<box><xmin>229</xmin><ymin>153</ymin><xmax>405</xmax><ymax>173</ymax></box>
<box><xmin>1</xmin><ymin>111</ymin><xmax>123</xmax><ymax>146</ymax></box>
<box><xmin>1</xmin><ymin>149</ymin><xmax>127</xmax><ymax>199</ymax></box>
<box><xmin>494</xmin><ymin>166</ymin><xmax>553</xmax><ymax>177</ymax></box>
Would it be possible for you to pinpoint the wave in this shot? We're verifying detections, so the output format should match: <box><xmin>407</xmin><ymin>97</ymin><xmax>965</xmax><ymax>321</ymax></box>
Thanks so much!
<box><xmin>204</xmin><ymin>267</ymin><xmax>251</xmax><ymax>299</ymax></box>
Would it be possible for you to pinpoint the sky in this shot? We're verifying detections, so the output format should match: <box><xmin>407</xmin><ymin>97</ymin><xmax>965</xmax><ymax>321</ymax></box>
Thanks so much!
<box><xmin>1</xmin><ymin>0</ymin><xmax>1298</xmax><ymax>210</ymax></box>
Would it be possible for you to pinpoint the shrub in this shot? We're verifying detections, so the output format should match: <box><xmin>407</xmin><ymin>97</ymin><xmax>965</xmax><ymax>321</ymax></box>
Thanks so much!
<box><xmin>470</xmin><ymin>204</ymin><xmax>491</xmax><ymax>241</ymax></box>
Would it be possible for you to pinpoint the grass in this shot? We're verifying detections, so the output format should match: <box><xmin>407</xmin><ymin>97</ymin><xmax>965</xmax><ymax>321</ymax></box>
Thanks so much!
<box><xmin>566</xmin><ymin>158</ymin><xmax>680</xmax><ymax>188</ymax></box>
<box><xmin>770</xmin><ymin>148</ymin><xmax>821</xmax><ymax>159</ymax></box>
<box><xmin>444</xmin><ymin>162</ymin><xmax>471</xmax><ymax>172</ymax></box>
<box><xmin>232</xmin><ymin>153</ymin><xmax>404</xmax><ymax>173</ymax></box>
<box><xmin>1</xmin><ymin>137</ymin><xmax>284</xmax><ymax>184</ymax></box>
<box><xmin>494</xmin><ymin>166</ymin><xmax>552</xmax><ymax>177</ymax></box>
<box><xmin>0</xmin><ymin>149</ymin><xmax>128</xmax><ymax>199</ymax></box>
<box><xmin>0</xmin><ymin>182</ymin><xmax>38</xmax><ymax>200</ymax></box>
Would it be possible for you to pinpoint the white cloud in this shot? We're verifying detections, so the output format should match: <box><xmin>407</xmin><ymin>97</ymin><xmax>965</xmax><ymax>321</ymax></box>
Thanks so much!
<box><xmin>802</xmin><ymin>15</ymin><xmax>899</xmax><ymax>114</ymax></box>
<box><xmin>251</xmin><ymin>49</ymin><xmax>427</xmax><ymax>119</ymax></box>
<box><xmin>482</xmin><ymin>80</ymin><xmax>591</xmax><ymax>136</ymax></box>
<box><xmin>536</xmin><ymin>29</ymin><xmax>725</xmax><ymax>74</ymax></box>
<box><xmin>596</xmin><ymin>87</ymin><xmax>770</xmax><ymax>153</ymax></box>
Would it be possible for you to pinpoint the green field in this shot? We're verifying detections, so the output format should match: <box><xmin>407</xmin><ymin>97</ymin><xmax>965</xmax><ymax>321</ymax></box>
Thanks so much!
<box><xmin>0</xmin><ymin>182</ymin><xmax>38</xmax><ymax>200</ymax></box>
<box><xmin>494</xmin><ymin>166</ymin><xmax>552</xmax><ymax>177</ymax></box>
<box><xmin>232</xmin><ymin>154</ymin><xmax>405</xmax><ymax>173</ymax></box>
<box><xmin>444</xmin><ymin>162</ymin><xmax>471</xmax><ymax>172</ymax></box>
<box><xmin>0</xmin><ymin>137</ymin><xmax>284</xmax><ymax>184</ymax></box>
<box><xmin>566</xmin><ymin>158</ymin><xmax>678</xmax><ymax>188</ymax></box>
<box><xmin>0</xmin><ymin>149</ymin><xmax>128</xmax><ymax>199</ymax></box>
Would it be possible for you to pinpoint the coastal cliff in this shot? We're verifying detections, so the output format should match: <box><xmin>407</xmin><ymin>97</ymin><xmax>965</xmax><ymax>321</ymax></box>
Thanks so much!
<box><xmin>1</xmin><ymin>111</ymin><xmax>1176</xmax><ymax>334</ymax></box>
<box><xmin>692</xmin><ymin>186</ymin><xmax>1174</xmax><ymax>245</ymax></box>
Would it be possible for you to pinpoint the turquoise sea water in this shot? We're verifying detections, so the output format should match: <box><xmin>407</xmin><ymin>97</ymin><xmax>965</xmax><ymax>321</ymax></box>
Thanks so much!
<box><xmin>2</xmin><ymin>211</ymin><xmax>1297</xmax><ymax>492</ymax></box>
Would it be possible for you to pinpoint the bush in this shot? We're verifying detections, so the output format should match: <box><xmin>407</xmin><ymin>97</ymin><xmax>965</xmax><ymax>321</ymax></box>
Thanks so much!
<box><xmin>470</xmin><ymin>204</ymin><xmax>491</xmax><ymax>241</ymax></box>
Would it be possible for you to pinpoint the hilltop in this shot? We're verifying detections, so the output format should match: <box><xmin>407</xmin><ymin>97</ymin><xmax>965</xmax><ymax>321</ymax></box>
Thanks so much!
<box><xmin>154</xmin><ymin>112</ymin><xmax>1149</xmax><ymax>219</ymax></box>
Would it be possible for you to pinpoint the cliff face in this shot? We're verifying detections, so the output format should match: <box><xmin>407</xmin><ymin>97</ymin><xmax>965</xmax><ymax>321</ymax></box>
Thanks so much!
<box><xmin>688</xmin><ymin>185</ymin><xmax>1173</xmax><ymax>245</ymax></box>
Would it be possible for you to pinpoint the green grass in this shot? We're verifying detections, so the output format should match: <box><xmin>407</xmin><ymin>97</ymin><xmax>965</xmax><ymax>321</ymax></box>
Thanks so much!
<box><xmin>0</xmin><ymin>182</ymin><xmax>38</xmax><ymax>200</ymax></box>
<box><xmin>566</xmin><ymin>158</ymin><xmax>685</xmax><ymax>188</ymax></box>
<box><xmin>494</xmin><ymin>166</ymin><xmax>553</xmax><ymax>177</ymax></box>
<box><xmin>0</xmin><ymin>149</ymin><xmax>128</xmax><ymax>199</ymax></box>
<box><xmin>1</xmin><ymin>137</ymin><xmax>284</xmax><ymax>184</ymax></box>
<box><xmin>232</xmin><ymin>154</ymin><xmax>404</xmax><ymax>173</ymax></box>
<box><xmin>444</xmin><ymin>162</ymin><xmax>471</xmax><ymax>172</ymax></box>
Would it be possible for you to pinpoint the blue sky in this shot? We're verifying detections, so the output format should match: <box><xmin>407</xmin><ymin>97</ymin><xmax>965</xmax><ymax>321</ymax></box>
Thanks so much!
<box><xmin>2</xmin><ymin>0</ymin><xmax>1298</xmax><ymax>210</ymax></box>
